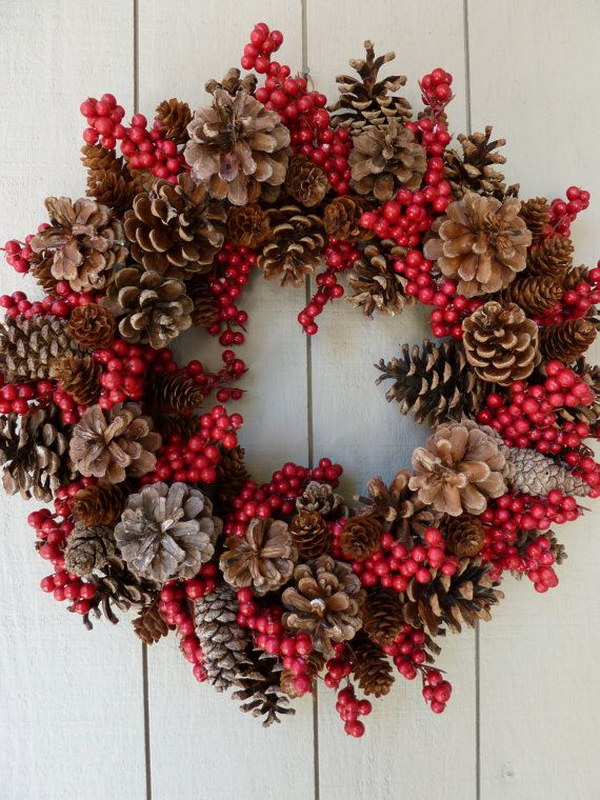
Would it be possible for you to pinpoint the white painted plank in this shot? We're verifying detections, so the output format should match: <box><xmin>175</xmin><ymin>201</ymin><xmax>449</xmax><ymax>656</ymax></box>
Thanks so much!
<box><xmin>306</xmin><ymin>2</ymin><xmax>477</xmax><ymax>798</ymax></box>
<box><xmin>0</xmin><ymin>3</ymin><xmax>146</xmax><ymax>799</ymax></box>
<box><xmin>137</xmin><ymin>4</ymin><xmax>315</xmax><ymax>799</ymax></box>
<box><xmin>468</xmin><ymin>2</ymin><xmax>600</xmax><ymax>798</ymax></box>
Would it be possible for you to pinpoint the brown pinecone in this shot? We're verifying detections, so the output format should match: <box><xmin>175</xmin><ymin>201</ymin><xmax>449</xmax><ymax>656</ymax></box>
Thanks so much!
<box><xmin>563</xmin><ymin>266</ymin><xmax>590</xmax><ymax>291</ymax></box>
<box><xmin>330</xmin><ymin>40</ymin><xmax>412</xmax><ymax>134</ymax></box>
<box><xmin>443</xmin><ymin>515</ymin><xmax>485</xmax><ymax>558</ymax></box>
<box><xmin>215</xmin><ymin>446</ymin><xmax>251</xmax><ymax>511</ymax></box>
<box><xmin>375</xmin><ymin>338</ymin><xmax>486</xmax><ymax>427</ymax></box>
<box><xmin>282</xmin><ymin>555</ymin><xmax>365</xmax><ymax>656</ymax></box>
<box><xmin>233</xmin><ymin>649</ymin><xmax>295</xmax><ymax>727</ymax></box>
<box><xmin>350</xmin><ymin>120</ymin><xmax>426</xmax><ymax>201</ymax></box>
<box><xmin>30</xmin><ymin>196</ymin><xmax>126</xmax><ymax>293</ymax></box>
<box><xmin>220</xmin><ymin>517</ymin><xmax>297</xmax><ymax>596</ymax></box>
<box><xmin>296</xmin><ymin>481</ymin><xmax>348</xmax><ymax>520</ymax></box>
<box><xmin>0</xmin><ymin>314</ymin><xmax>81</xmax><ymax>382</ymax></box>
<box><xmin>349</xmin><ymin>632</ymin><xmax>394</xmax><ymax>697</ymax></box>
<box><xmin>361</xmin><ymin>588</ymin><xmax>404</xmax><ymax>646</ymax></box>
<box><xmin>323</xmin><ymin>196</ymin><xmax>372</xmax><ymax>241</ymax></box>
<box><xmin>155</xmin><ymin>98</ymin><xmax>192</xmax><ymax>143</ymax></box>
<box><xmin>133</xmin><ymin>604</ymin><xmax>170</xmax><ymax>645</ymax></box>
<box><xmin>348</xmin><ymin>240</ymin><xmax>412</xmax><ymax>317</ymax></box>
<box><xmin>51</xmin><ymin>353</ymin><xmax>102</xmax><ymax>405</ymax></box>
<box><xmin>424</xmin><ymin>192</ymin><xmax>531</xmax><ymax>297</ymax></box>
<box><xmin>205</xmin><ymin>67</ymin><xmax>257</xmax><ymax>98</ymax></box>
<box><xmin>80</xmin><ymin>144</ymin><xmax>136</xmax><ymax>214</ymax></box>
<box><xmin>84</xmin><ymin>555</ymin><xmax>158</xmax><ymax>628</ymax></box>
<box><xmin>519</xmin><ymin>197</ymin><xmax>550</xmax><ymax>242</ymax></box>
<box><xmin>103</xmin><ymin>266</ymin><xmax>193</xmax><ymax>349</ymax></box>
<box><xmin>145</xmin><ymin>369</ymin><xmax>204</xmax><ymax>415</ymax></box>
<box><xmin>540</xmin><ymin>318</ymin><xmax>597</xmax><ymax>363</ymax></box>
<box><xmin>64</xmin><ymin>523</ymin><xmax>115</xmax><ymax>576</ymax></box>
<box><xmin>124</xmin><ymin>174</ymin><xmax>225</xmax><ymax>279</ymax></box>
<box><xmin>70</xmin><ymin>403</ymin><xmax>161</xmax><ymax>483</ymax></box>
<box><xmin>495</xmin><ymin>275</ymin><xmax>563</xmax><ymax>315</ymax></box>
<box><xmin>285</xmin><ymin>155</ymin><xmax>329</xmax><ymax>208</ymax></box>
<box><xmin>527</xmin><ymin>235</ymin><xmax>573</xmax><ymax>278</ymax></box>
<box><xmin>258</xmin><ymin>206</ymin><xmax>325</xmax><ymax>287</ymax></box>
<box><xmin>505</xmin><ymin>447</ymin><xmax>589</xmax><ymax>496</ymax></box>
<box><xmin>443</xmin><ymin>127</ymin><xmax>518</xmax><ymax>200</ymax></box>
<box><xmin>0</xmin><ymin>408</ymin><xmax>72</xmax><ymax>502</ymax></box>
<box><xmin>68</xmin><ymin>303</ymin><xmax>116</xmax><ymax>349</ymax></box>
<box><xmin>462</xmin><ymin>301</ymin><xmax>541</xmax><ymax>385</ymax></box>
<box><xmin>227</xmin><ymin>204</ymin><xmax>271</xmax><ymax>249</ymax></box>
<box><xmin>290</xmin><ymin>511</ymin><xmax>331</xmax><ymax>558</ymax></box>
<box><xmin>185</xmin><ymin>275</ymin><xmax>219</xmax><ymax>327</ymax></box>
<box><xmin>72</xmin><ymin>481</ymin><xmax>132</xmax><ymax>526</ymax></box>
<box><xmin>340</xmin><ymin>515</ymin><xmax>382</xmax><ymax>561</ymax></box>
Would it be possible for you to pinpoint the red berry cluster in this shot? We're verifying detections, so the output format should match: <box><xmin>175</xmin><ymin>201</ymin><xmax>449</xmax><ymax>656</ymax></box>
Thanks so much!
<box><xmin>3</xmin><ymin>234</ymin><xmax>36</xmax><ymax>274</ymax></box>
<box><xmin>535</xmin><ymin>264</ymin><xmax>600</xmax><ymax>327</ymax></box>
<box><xmin>419</xmin><ymin>68</ymin><xmax>454</xmax><ymax>118</ymax></box>
<box><xmin>93</xmin><ymin>339</ymin><xmax>165</xmax><ymax>409</ymax></box>
<box><xmin>334</xmin><ymin>683</ymin><xmax>372</xmax><ymax>738</ymax></box>
<box><xmin>207</xmin><ymin>243</ymin><xmax>254</xmax><ymax>347</ymax></box>
<box><xmin>547</xmin><ymin>186</ymin><xmax>590</xmax><ymax>237</ymax></box>
<box><xmin>421</xmin><ymin>668</ymin><xmax>452</xmax><ymax>714</ymax></box>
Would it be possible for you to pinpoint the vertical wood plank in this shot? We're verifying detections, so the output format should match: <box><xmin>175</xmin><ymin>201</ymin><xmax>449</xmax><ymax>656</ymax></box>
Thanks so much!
<box><xmin>0</xmin><ymin>2</ymin><xmax>146</xmax><ymax>799</ymax></box>
<box><xmin>468</xmin><ymin>2</ymin><xmax>600</xmax><ymax>798</ymax></box>
<box><xmin>306</xmin><ymin>2</ymin><xmax>477</xmax><ymax>798</ymax></box>
<box><xmin>137</xmin><ymin>4</ymin><xmax>315</xmax><ymax>799</ymax></box>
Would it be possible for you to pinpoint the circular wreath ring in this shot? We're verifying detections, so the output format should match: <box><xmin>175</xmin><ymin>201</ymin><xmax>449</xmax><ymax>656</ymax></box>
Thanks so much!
<box><xmin>1</xmin><ymin>22</ymin><xmax>599</xmax><ymax>738</ymax></box>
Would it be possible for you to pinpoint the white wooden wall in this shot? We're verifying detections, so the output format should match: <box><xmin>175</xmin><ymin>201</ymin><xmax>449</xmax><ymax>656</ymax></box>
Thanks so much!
<box><xmin>1</xmin><ymin>1</ymin><xmax>599</xmax><ymax>798</ymax></box>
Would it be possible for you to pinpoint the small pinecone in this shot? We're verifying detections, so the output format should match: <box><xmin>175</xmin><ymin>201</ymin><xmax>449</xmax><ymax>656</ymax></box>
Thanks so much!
<box><xmin>205</xmin><ymin>67</ymin><xmax>257</xmax><ymax>97</ymax></box>
<box><xmin>145</xmin><ymin>369</ymin><xmax>204</xmax><ymax>415</ymax></box>
<box><xmin>462</xmin><ymin>301</ymin><xmax>540</xmax><ymax>386</ymax></box>
<box><xmin>64</xmin><ymin>523</ymin><xmax>115</xmax><ymax>576</ymax></box>
<box><xmin>290</xmin><ymin>510</ymin><xmax>331</xmax><ymax>558</ymax></box>
<box><xmin>215</xmin><ymin>446</ymin><xmax>251</xmax><ymax>511</ymax></box>
<box><xmin>361</xmin><ymin>588</ymin><xmax>404</xmax><ymax>646</ymax></box>
<box><xmin>285</xmin><ymin>155</ymin><xmax>329</xmax><ymax>208</ymax></box>
<box><xmin>296</xmin><ymin>481</ymin><xmax>348</xmax><ymax>520</ymax></box>
<box><xmin>227</xmin><ymin>204</ymin><xmax>271</xmax><ymax>249</ymax></box>
<box><xmin>85</xmin><ymin>556</ymin><xmax>157</xmax><ymax>627</ymax></box>
<box><xmin>72</xmin><ymin>481</ymin><xmax>132</xmax><ymax>526</ymax></box>
<box><xmin>0</xmin><ymin>314</ymin><xmax>80</xmax><ymax>381</ymax></box>
<box><xmin>51</xmin><ymin>354</ymin><xmax>102</xmax><ymax>405</ymax></box>
<box><xmin>348</xmin><ymin>241</ymin><xmax>413</xmax><ymax>317</ymax></box>
<box><xmin>194</xmin><ymin>584</ymin><xmax>252</xmax><ymax>692</ymax></box>
<box><xmin>68</xmin><ymin>303</ymin><xmax>116</xmax><ymax>350</ymax></box>
<box><xmin>540</xmin><ymin>318</ymin><xmax>597</xmax><ymax>363</ymax></box>
<box><xmin>519</xmin><ymin>197</ymin><xmax>550</xmax><ymax>242</ymax></box>
<box><xmin>349</xmin><ymin>632</ymin><xmax>394</xmax><ymax>698</ymax></box>
<box><xmin>233</xmin><ymin>649</ymin><xmax>295</xmax><ymax>727</ymax></box>
<box><xmin>340</xmin><ymin>515</ymin><xmax>382</xmax><ymax>561</ymax></box>
<box><xmin>563</xmin><ymin>266</ymin><xmax>590</xmax><ymax>291</ymax></box>
<box><xmin>258</xmin><ymin>205</ymin><xmax>325</xmax><ymax>287</ymax></box>
<box><xmin>155</xmin><ymin>98</ymin><xmax>192</xmax><ymax>143</ymax></box>
<box><xmin>495</xmin><ymin>275</ymin><xmax>563</xmax><ymax>315</ymax></box>
<box><xmin>323</xmin><ymin>196</ymin><xmax>372</xmax><ymax>241</ymax></box>
<box><xmin>375</xmin><ymin>339</ymin><xmax>486</xmax><ymax>427</ymax></box>
<box><xmin>443</xmin><ymin>127</ymin><xmax>518</xmax><ymax>200</ymax></box>
<box><xmin>186</xmin><ymin>275</ymin><xmax>220</xmax><ymax>327</ymax></box>
<box><xmin>80</xmin><ymin>144</ymin><xmax>136</xmax><ymax>214</ymax></box>
<box><xmin>528</xmin><ymin>235</ymin><xmax>573</xmax><ymax>278</ymax></box>
<box><xmin>505</xmin><ymin>447</ymin><xmax>589</xmax><ymax>496</ymax></box>
<box><xmin>443</xmin><ymin>515</ymin><xmax>484</xmax><ymax>558</ymax></box>
<box><xmin>133</xmin><ymin>605</ymin><xmax>170</xmax><ymax>645</ymax></box>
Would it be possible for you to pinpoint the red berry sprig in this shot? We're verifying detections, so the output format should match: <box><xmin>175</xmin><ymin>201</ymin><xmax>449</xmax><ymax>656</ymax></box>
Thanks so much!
<box><xmin>547</xmin><ymin>186</ymin><xmax>590</xmax><ymax>237</ymax></box>
<box><xmin>419</xmin><ymin>68</ymin><xmax>454</xmax><ymax>119</ymax></box>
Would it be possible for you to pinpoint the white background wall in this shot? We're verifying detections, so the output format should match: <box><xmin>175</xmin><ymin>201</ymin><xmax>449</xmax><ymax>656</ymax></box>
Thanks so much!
<box><xmin>1</xmin><ymin>1</ymin><xmax>599</xmax><ymax>798</ymax></box>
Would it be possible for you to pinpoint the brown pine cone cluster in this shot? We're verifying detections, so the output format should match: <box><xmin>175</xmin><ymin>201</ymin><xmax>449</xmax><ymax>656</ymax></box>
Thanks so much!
<box><xmin>144</xmin><ymin>369</ymin><xmax>204</xmax><ymax>416</ymax></box>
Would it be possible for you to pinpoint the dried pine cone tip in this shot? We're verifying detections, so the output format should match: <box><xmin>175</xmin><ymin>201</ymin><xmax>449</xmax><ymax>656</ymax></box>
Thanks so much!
<box><xmin>155</xmin><ymin>98</ymin><xmax>193</xmax><ymax>142</ymax></box>
<box><xmin>340</xmin><ymin>515</ymin><xmax>382</xmax><ymax>561</ymax></box>
<box><xmin>290</xmin><ymin>511</ymin><xmax>331</xmax><ymax>559</ymax></box>
<box><xmin>145</xmin><ymin>369</ymin><xmax>204</xmax><ymax>415</ymax></box>
<box><xmin>51</xmin><ymin>353</ymin><xmax>102</xmax><ymax>405</ymax></box>
<box><xmin>323</xmin><ymin>196</ymin><xmax>372</xmax><ymax>240</ymax></box>
<box><xmin>68</xmin><ymin>302</ymin><xmax>116</xmax><ymax>349</ymax></box>
<box><xmin>227</xmin><ymin>204</ymin><xmax>271</xmax><ymax>249</ymax></box>
<box><xmin>519</xmin><ymin>197</ymin><xmax>550</xmax><ymax>240</ymax></box>
<box><xmin>443</xmin><ymin>126</ymin><xmax>516</xmax><ymax>200</ymax></box>
<box><xmin>285</xmin><ymin>155</ymin><xmax>330</xmax><ymax>208</ymax></box>
<box><xmin>496</xmin><ymin>274</ymin><xmax>563</xmax><ymax>315</ymax></box>
<box><xmin>527</xmin><ymin>234</ymin><xmax>574</xmax><ymax>277</ymax></box>
<box><xmin>205</xmin><ymin>67</ymin><xmax>257</xmax><ymax>97</ymax></box>
<box><xmin>361</xmin><ymin>588</ymin><xmax>404</xmax><ymax>646</ymax></box>
<box><xmin>443</xmin><ymin>515</ymin><xmax>485</xmax><ymax>558</ymax></box>
<box><xmin>296</xmin><ymin>481</ymin><xmax>348</xmax><ymax>519</ymax></box>
<box><xmin>349</xmin><ymin>633</ymin><xmax>394</xmax><ymax>698</ymax></box>
<box><xmin>133</xmin><ymin>605</ymin><xmax>170</xmax><ymax>645</ymax></box>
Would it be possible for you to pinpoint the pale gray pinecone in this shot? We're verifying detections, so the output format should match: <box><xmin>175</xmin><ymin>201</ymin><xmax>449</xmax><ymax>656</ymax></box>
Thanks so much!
<box><xmin>505</xmin><ymin>447</ymin><xmax>589</xmax><ymax>497</ymax></box>
<box><xmin>64</xmin><ymin>523</ymin><xmax>116</xmax><ymax>576</ymax></box>
<box><xmin>295</xmin><ymin>481</ymin><xmax>349</xmax><ymax>520</ymax></box>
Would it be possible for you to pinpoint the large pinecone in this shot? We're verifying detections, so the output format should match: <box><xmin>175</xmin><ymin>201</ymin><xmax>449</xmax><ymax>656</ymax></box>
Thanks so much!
<box><xmin>443</xmin><ymin>127</ymin><xmax>517</xmax><ymax>200</ymax></box>
<box><xmin>72</xmin><ymin>480</ymin><xmax>132</xmax><ymax>526</ymax></box>
<box><xmin>461</xmin><ymin>301</ymin><xmax>541</xmax><ymax>386</ymax></box>
<box><xmin>0</xmin><ymin>314</ymin><xmax>81</xmax><ymax>382</ymax></box>
<box><xmin>409</xmin><ymin>420</ymin><xmax>507</xmax><ymax>516</ymax></box>
<box><xmin>349</xmin><ymin>632</ymin><xmax>394</xmax><ymax>698</ymax></box>
<box><xmin>540</xmin><ymin>318</ymin><xmax>597</xmax><ymax>363</ymax></box>
<box><xmin>348</xmin><ymin>241</ymin><xmax>413</xmax><ymax>317</ymax></box>
<box><xmin>30</xmin><ymin>196</ymin><xmax>126</xmax><ymax>293</ymax></box>
<box><xmin>375</xmin><ymin>339</ymin><xmax>487</xmax><ymax>427</ymax></box>
<box><xmin>184</xmin><ymin>89</ymin><xmax>290</xmax><ymax>205</ymax></box>
<box><xmin>64</xmin><ymin>523</ymin><xmax>115</xmax><ymax>576</ymax></box>
<box><xmin>424</xmin><ymin>192</ymin><xmax>531</xmax><ymax>297</ymax></box>
<box><xmin>349</xmin><ymin>120</ymin><xmax>426</xmax><ymax>201</ymax></box>
<box><xmin>361</xmin><ymin>587</ymin><xmax>404</xmax><ymax>646</ymax></box>
<box><xmin>103</xmin><ymin>266</ymin><xmax>193</xmax><ymax>349</ymax></box>
<box><xmin>296</xmin><ymin>481</ymin><xmax>348</xmax><ymax>520</ymax></box>
<box><xmin>51</xmin><ymin>353</ymin><xmax>102</xmax><ymax>405</ymax></box>
<box><xmin>220</xmin><ymin>517</ymin><xmax>297</xmax><ymax>596</ymax></box>
<box><xmin>233</xmin><ymin>649</ymin><xmax>295</xmax><ymax>727</ymax></box>
<box><xmin>282</xmin><ymin>554</ymin><xmax>365</xmax><ymax>656</ymax></box>
<box><xmin>285</xmin><ymin>155</ymin><xmax>329</xmax><ymax>208</ymax></box>
<box><xmin>70</xmin><ymin>403</ymin><xmax>161</xmax><ymax>483</ymax></box>
<box><xmin>68</xmin><ymin>303</ymin><xmax>116</xmax><ymax>350</ymax></box>
<box><xmin>124</xmin><ymin>174</ymin><xmax>225</xmax><ymax>279</ymax></box>
<box><xmin>505</xmin><ymin>447</ymin><xmax>589</xmax><ymax>496</ymax></box>
<box><xmin>80</xmin><ymin>144</ymin><xmax>137</xmax><ymax>215</ymax></box>
<box><xmin>258</xmin><ymin>206</ymin><xmax>325</xmax><ymax>287</ymax></box>
<box><xmin>330</xmin><ymin>40</ymin><xmax>412</xmax><ymax>134</ymax></box>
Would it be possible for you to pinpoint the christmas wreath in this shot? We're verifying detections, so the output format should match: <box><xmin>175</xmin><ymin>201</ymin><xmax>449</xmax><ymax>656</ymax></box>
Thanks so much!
<box><xmin>2</xmin><ymin>22</ymin><xmax>599</xmax><ymax>738</ymax></box>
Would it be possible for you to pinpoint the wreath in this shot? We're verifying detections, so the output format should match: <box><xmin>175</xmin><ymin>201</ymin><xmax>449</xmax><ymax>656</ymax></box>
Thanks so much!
<box><xmin>1</xmin><ymin>22</ymin><xmax>599</xmax><ymax>739</ymax></box>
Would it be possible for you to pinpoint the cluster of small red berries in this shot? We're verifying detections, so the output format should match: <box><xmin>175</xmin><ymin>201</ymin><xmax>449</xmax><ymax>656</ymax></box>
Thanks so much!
<box><xmin>547</xmin><ymin>186</ymin><xmax>590</xmax><ymax>237</ymax></box>
<box><xmin>0</xmin><ymin>289</ymin><xmax>80</xmax><ymax>320</ymax></box>
<box><xmin>421</xmin><ymin>668</ymin><xmax>452</xmax><ymax>714</ymax></box>
<box><xmin>334</xmin><ymin>683</ymin><xmax>372</xmax><ymax>738</ymax></box>
<box><xmin>419</xmin><ymin>68</ymin><xmax>454</xmax><ymax>118</ymax></box>
<box><xmin>3</xmin><ymin>235</ymin><xmax>36</xmax><ymax>274</ymax></box>
<box><xmin>298</xmin><ymin>239</ymin><xmax>360</xmax><ymax>334</ymax></box>
<box><xmin>206</xmin><ymin>243</ymin><xmax>253</xmax><ymax>348</ymax></box>
<box><xmin>92</xmin><ymin>339</ymin><xmax>165</xmax><ymax>408</ymax></box>
<box><xmin>536</xmin><ymin>264</ymin><xmax>600</xmax><ymax>327</ymax></box>
<box><xmin>184</xmin><ymin>351</ymin><xmax>247</xmax><ymax>404</ymax></box>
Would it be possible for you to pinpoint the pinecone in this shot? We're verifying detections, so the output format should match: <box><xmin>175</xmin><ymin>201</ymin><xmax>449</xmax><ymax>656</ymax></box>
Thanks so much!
<box><xmin>116</xmin><ymin>482</ymin><xmax>220</xmax><ymax>584</ymax></box>
<box><xmin>424</xmin><ymin>192</ymin><xmax>531</xmax><ymax>297</ymax></box>
<box><xmin>290</xmin><ymin>511</ymin><xmax>331</xmax><ymax>559</ymax></box>
<box><xmin>70</xmin><ymin>403</ymin><xmax>161</xmax><ymax>483</ymax></box>
<box><xmin>323</xmin><ymin>196</ymin><xmax>372</xmax><ymax>241</ymax></box>
<box><xmin>409</xmin><ymin>420</ymin><xmax>508</xmax><ymax>516</ymax></box>
<box><xmin>64</xmin><ymin>523</ymin><xmax>115</xmax><ymax>576</ymax></box>
<box><xmin>258</xmin><ymin>205</ymin><xmax>325</xmax><ymax>287</ymax></box>
<box><xmin>67</xmin><ymin>303</ymin><xmax>116</xmax><ymax>350</ymax></box>
<box><xmin>443</xmin><ymin>515</ymin><xmax>485</xmax><ymax>558</ymax></box>
<box><xmin>155</xmin><ymin>98</ymin><xmax>192</xmax><ymax>143</ymax></box>
<box><xmin>215</xmin><ymin>446</ymin><xmax>251</xmax><ymax>512</ymax></box>
<box><xmin>402</xmin><ymin>557</ymin><xmax>503</xmax><ymax>636</ymax></box>
<box><xmin>103</xmin><ymin>266</ymin><xmax>193</xmax><ymax>349</ymax></box>
<box><xmin>184</xmin><ymin>89</ymin><xmax>290</xmax><ymax>205</ymax></box>
<box><xmin>80</xmin><ymin>144</ymin><xmax>136</xmax><ymax>214</ymax></box>
<box><xmin>280</xmin><ymin>651</ymin><xmax>325</xmax><ymax>699</ymax></box>
<box><xmin>495</xmin><ymin>275</ymin><xmax>563</xmax><ymax>315</ymax></box>
<box><xmin>124</xmin><ymin>174</ymin><xmax>225</xmax><ymax>279</ymax></box>
<box><xmin>443</xmin><ymin>127</ymin><xmax>517</xmax><ymax>200</ymax></box>
<box><xmin>282</xmin><ymin>555</ymin><xmax>365</xmax><ymax>656</ymax></box>
<box><xmin>285</xmin><ymin>155</ymin><xmax>329</xmax><ymax>207</ymax></box>
<box><xmin>519</xmin><ymin>197</ymin><xmax>550</xmax><ymax>242</ymax></box>
<box><xmin>340</xmin><ymin>515</ymin><xmax>382</xmax><ymax>561</ymax></box>
<box><xmin>194</xmin><ymin>584</ymin><xmax>252</xmax><ymax>691</ymax></box>
<box><xmin>330</xmin><ymin>40</ymin><xmax>412</xmax><ymax>134</ymax></box>
<box><xmin>233</xmin><ymin>649</ymin><xmax>295</xmax><ymax>727</ymax></box>
<box><xmin>72</xmin><ymin>481</ymin><xmax>132</xmax><ymax>526</ymax></box>
<box><xmin>51</xmin><ymin>353</ymin><xmax>102</xmax><ymax>405</ymax></box>
<box><xmin>185</xmin><ymin>275</ymin><xmax>220</xmax><ymax>327</ymax></box>
<box><xmin>349</xmin><ymin>120</ymin><xmax>426</xmax><ymax>201</ymax></box>
<box><xmin>84</xmin><ymin>555</ymin><xmax>157</xmax><ymax>628</ymax></box>
<box><xmin>348</xmin><ymin>241</ymin><xmax>412</xmax><ymax>317</ymax></box>
<box><xmin>0</xmin><ymin>314</ymin><xmax>80</xmax><ymax>382</ymax></box>
<box><xmin>296</xmin><ymin>481</ymin><xmax>348</xmax><ymax>520</ymax></box>
<box><xmin>461</xmin><ymin>301</ymin><xmax>540</xmax><ymax>386</ymax></box>
<box><xmin>145</xmin><ymin>369</ymin><xmax>204</xmax><ymax>416</ymax></box>
<box><xmin>220</xmin><ymin>517</ymin><xmax>297</xmax><ymax>596</ymax></box>
<box><xmin>361</xmin><ymin>587</ymin><xmax>404</xmax><ymax>646</ymax></box>
<box><xmin>540</xmin><ymin>318</ymin><xmax>597</xmax><ymax>363</ymax></box>
<box><xmin>0</xmin><ymin>408</ymin><xmax>71</xmax><ymax>501</ymax></box>
<box><xmin>527</xmin><ymin>235</ymin><xmax>573</xmax><ymax>278</ymax></box>
<box><xmin>227</xmin><ymin>204</ymin><xmax>271</xmax><ymax>249</ymax></box>
<box><xmin>205</xmin><ymin>67</ymin><xmax>257</xmax><ymax>98</ymax></box>
<box><xmin>30</xmin><ymin>196</ymin><xmax>126</xmax><ymax>293</ymax></box>
<box><xmin>133</xmin><ymin>604</ymin><xmax>170</xmax><ymax>645</ymax></box>
<box><xmin>375</xmin><ymin>339</ymin><xmax>487</xmax><ymax>427</ymax></box>
<box><xmin>349</xmin><ymin>632</ymin><xmax>394</xmax><ymax>697</ymax></box>
<box><xmin>505</xmin><ymin>447</ymin><xmax>589</xmax><ymax>496</ymax></box>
